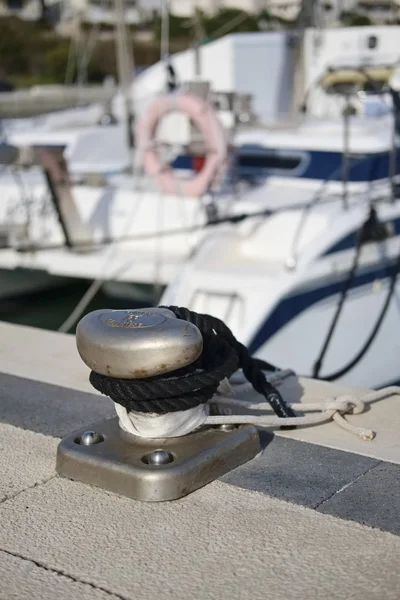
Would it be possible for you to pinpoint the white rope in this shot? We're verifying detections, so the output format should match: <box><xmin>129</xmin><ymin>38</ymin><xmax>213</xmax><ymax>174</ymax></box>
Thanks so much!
<box><xmin>206</xmin><ymin>386</ymin><xmax>400</xmax><ymax>441</ymax></box>
<box><xmin>206</xmin><ymin>397</ymin><xmax>372</xmax><ymax>440</ymax></box>
<box><xmin>115</xmin><ymin>402</ymin><xmax>208</xmax><ymax>438</ymax></box>
<box><xmin>115</xmin><ymin>362</ymin><xmax>399</xmax><ymax>440</ymax></box>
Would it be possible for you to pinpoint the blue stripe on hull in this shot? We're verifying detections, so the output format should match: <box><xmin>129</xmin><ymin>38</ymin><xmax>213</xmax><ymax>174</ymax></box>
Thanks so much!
<box><xmin>173</xmin><ymin>148</ymin><xmax>400</xmax><ymax>183</ymax></box>
<box><xmin>300</xmin><ymin>149</ymin><xmax>400</xmax><ymax>182</ymax></box>
<box><xmin>324</xmin><ymin>217</ymin><xmax>400</xmax><ymax>255</ymax></box>
<box><xmin>248</xmin><ymin>261</ymin><xmax>398</xmax><ymax>354</ymax></box>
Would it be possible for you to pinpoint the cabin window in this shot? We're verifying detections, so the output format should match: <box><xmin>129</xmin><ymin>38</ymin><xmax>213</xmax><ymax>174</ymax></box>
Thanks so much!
<box><xmin>238</xmin><ymin>153</ymin><xmax>302</xmax><ymax>171</ymax></box>
<box><xmin>367</xmin><ymin>35</ymin><xmax>378</xmax><ymax>50</ymax></box>
<box><xmin>364</xmin><ymin>79</ymin><xmax>386</xmax><ymax>94</ymax></box>
<box><xmin>6</xmin><ymin>0</ymin><xmax>23</xmax><ymax>9</ymax></box>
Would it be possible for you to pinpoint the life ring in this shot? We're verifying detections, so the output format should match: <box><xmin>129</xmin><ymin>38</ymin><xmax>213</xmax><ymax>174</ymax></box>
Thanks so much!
<box><xmin>136</xmin><ymin>93</ymin><xmax>226</xmax><ymax>197</ymax></box>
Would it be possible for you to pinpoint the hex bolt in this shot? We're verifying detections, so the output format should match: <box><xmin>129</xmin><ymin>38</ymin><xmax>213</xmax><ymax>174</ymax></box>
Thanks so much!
<box><xmin>217</xmin><ymin>424</ymin><xmax>237</xmax><ymax>431</ymax></box>
<box><xmin>79</xmin><ymin>431</ymin><xmax>104</xmax><ymax>446</ymax></box>
<box><xmin>142</xmin><ymin>450</ymin><xmax>174</xmax><ymax>466</ymax></box>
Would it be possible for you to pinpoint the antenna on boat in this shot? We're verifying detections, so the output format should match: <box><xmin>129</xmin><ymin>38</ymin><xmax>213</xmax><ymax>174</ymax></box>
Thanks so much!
<box><xmin>160</xmin><ymin>1</ymin><xmax>178</xmax><ymax>92</ymax></box>
<box><xmin>341</xmin><ymin>95</ymin><xmax>356</xmax><ymax>210</ymax></box>
<box><xmin>189</xmin><ymin>4</ymin><xmax>206</xmax><ymax>79</ymax></box>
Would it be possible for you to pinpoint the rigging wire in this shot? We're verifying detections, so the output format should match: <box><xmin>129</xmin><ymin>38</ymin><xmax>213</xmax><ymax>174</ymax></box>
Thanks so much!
<box><xmin>11</xmin><ymin>197</ymin><xmax>338</xmax><ymax>255</ymax></box>
<box><xmin>54</xmin><ymin>189</ymin><xmax>373</xmax><ymax>333</ymax></box>
<box><xmin>13</xmin><ymin>189</ymin><xmax>386</xmax><ymax>255</ymax></box>
<box><xmin>160</xmin><ymin>1</ymin><xmax>178</xmax><ymax>93</ymax></box>
<box><xmin>58</xmin><ymin>162</ymin><xmax>147</xmax><ymax>333</ymax></box>
<box><xmin>78</xmin><ymin>22</ymin><xmax>101</xmax><ymax>86</ymax></box>
<box><xmin>14</xmin><ymin>152</ymin><xmax>380</xmax><ymax>257</ymax></box>
<box><xmin>289</xmin><ymin>160</ymin><xmax>362</xmax><ymax>262</ymax></box>
<box><xmin>58</xmin><ymin>135</ymin><xmax>205</xmax><ymax>331</ymax></box>
<box><xmin>64</xmin><ymin>10</ymin><xmax>100</xmax><ymax>87</ymax></box>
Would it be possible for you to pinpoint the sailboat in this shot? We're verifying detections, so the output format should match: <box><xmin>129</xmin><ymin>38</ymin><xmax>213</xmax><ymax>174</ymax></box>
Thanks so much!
<box><xmin>159</xmin><ymin>28</ymin><xmax>400</xmax><ymax>389</ymax></box>
<box><xmin>0</xmin><ymin>4</ymin><xmax>399</xmax><ymax>389</ymax></box>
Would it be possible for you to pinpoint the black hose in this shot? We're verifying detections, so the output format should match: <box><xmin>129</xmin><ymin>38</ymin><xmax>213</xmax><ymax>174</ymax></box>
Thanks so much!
<box><xmin>312</xmin><ymin>234</ymin><xmax>363</xmax><ymax>379</ymax></box>
<box><xmin>313</xmin><ymin>208</ymin><xmax>399</xmax><ymax>381</ymax></box>
<box><xmin>322</xmin><ymin>251</ymin><xmax>400</xmax><ymax>381</ymax></box>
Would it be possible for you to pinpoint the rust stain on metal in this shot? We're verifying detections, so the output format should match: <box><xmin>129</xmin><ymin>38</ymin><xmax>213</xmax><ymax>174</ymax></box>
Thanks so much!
<box><xmin>130</xmin><ymin>367</ymin><xmax>150</xmax><ymax>378</ymax></box>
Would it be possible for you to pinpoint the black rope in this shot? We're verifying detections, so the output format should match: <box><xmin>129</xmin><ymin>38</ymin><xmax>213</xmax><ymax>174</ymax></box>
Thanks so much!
<box><xmin>164</xmin><ymin>306</ymin><xmax>295</xmax><ymax>420</ymax></box>
<box><xmin>322</xmin><ymin>251</ymin><xmax>400</xmax><ymax>382</ymax></box>
<box><xmin>90</xmin><ymin>333</ymin><xmax>238</xmax><ymax>414</ymax></box>
<box><xmin>89</xmin><ymin>306</ymin><xmax>296</xmax><ymax>421</ymax></box>
<box><xmin>312</xmin><ymin>225</ymin><xmax>364</xmax><ymax>379</ymax></box>
<box><xmin>313</xmin><ymin>207</ymin><xmax>398</xmax><ymax>381</ymax></box>
<box><xmin>166</xmin><ymin>63</ymin><xmax>178</xmax><ymax>92</ymax></box>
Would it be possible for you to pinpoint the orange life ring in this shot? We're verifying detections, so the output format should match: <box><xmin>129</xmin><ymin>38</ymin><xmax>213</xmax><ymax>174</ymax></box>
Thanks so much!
<box><xmin>136</xmin><ymin>93</ymin><xmax>226</xmax><ymax>197</ymax></box>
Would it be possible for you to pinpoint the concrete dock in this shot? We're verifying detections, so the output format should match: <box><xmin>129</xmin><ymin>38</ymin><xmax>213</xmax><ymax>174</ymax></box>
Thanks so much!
<box><xmin>1</xmin><ymin>321</ymin><xmax>400</xmax><ymax>599</ymax></box>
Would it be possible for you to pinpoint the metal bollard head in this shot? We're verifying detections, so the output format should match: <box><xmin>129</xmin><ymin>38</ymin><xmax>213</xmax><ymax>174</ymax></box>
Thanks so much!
<box><xmin>76</xmin><ymin>307</ymin><xmax>203</xmax><ymax>379</ymax></box>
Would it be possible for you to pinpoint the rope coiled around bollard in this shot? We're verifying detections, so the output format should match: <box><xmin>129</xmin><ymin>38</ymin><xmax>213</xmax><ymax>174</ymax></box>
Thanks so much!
<box><xmin>89</xmin><ymin>306</ymin><xmax>296</xmax><ymax>419</ymax></box>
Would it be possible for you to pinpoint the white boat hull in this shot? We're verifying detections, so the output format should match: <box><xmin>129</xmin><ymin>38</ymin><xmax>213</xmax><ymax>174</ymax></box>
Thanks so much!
<box><xmin>161</xmin><ymin>201</ymin><xmax>400</xmax><ymax>389</ymax></box>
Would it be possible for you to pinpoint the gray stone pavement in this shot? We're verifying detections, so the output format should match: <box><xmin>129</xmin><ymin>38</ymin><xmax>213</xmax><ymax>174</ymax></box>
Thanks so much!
<box><xmin>1</xmin><ymin>324</ymin><xmax>400</xmax><ymax>599</ymax></box>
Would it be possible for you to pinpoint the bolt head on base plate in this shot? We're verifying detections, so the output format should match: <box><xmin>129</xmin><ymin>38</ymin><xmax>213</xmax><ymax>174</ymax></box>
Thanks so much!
<box><xmin>79</xmin><ymin>431</ymin><xmax>103</xmax><ymax>446</ymax></box>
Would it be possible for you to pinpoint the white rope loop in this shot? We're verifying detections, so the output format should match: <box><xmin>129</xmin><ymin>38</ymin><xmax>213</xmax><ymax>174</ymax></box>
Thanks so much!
<box><xmin>115</xmin><ymin>402</ymin><xmax>209</xmax><ymax>439</ymax></box>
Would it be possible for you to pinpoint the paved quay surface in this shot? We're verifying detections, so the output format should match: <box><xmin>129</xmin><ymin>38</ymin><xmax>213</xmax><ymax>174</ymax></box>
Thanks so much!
<box><xmin>1</xmin><ymin>321</ymin><xmax>400</xmax><ymax>600</ymax></box>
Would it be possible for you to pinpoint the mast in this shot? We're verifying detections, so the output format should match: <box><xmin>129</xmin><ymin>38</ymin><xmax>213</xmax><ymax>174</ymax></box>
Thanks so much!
<box><xmin>291</xmin><ymin>0</ymin><xmax>320</xmax><ymax>116</ymax></box>
<box><xmin>114</xmin><ymin>0</ymin><xmax>135</xmax><ymax>149</ymax></box>
<box><xmin>296</xmin><ymin>0</ymin><xmax>320</xmax><ymax>29</ymax></box>
<box><xmin>191</xmin><ymin>5</ymin><xmax>205</xmax><ymax>78</ymax></box>
<box><xmin>160</xmin><ymin>0</ymin><xmax>170</xmax><ymax>62</ymax></box>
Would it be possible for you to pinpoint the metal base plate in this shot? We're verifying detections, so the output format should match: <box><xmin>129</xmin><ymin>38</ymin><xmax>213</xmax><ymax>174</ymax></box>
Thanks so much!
<box><xmin>56</xmin><ymin>417</ymin><xmax>261</xmax><ymax>502</ymax></box>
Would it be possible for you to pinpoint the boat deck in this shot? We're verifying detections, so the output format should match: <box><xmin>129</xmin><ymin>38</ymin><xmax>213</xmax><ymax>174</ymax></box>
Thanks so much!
<box><xmin>1</xmin><ymin>321</ymin><xmax>400</xmax><ymax>599</ymax></box>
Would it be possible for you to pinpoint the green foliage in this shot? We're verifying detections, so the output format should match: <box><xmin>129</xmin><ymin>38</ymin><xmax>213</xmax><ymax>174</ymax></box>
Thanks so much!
<box><xmin>11</xmin><ymin>73</ymin><xmax>56</xmax><ymax>88</ymax></box>
<box><xmin>341</xmin><ymin>11</ymin><xmax>372</xmax><ymax>26</ymax></box>
<box><xmin>44</xmin><ymin>45</ymin><xmax>71</xmax><ymax>83</ymax></box>
<box><xmin>0</xmin><ymin>16</ymin><xmax>181</xmax><ymax>87</ymax></box>
<box><xmin>203</xmin><ymin>8</ymin><xmax>260</xmax><ymax>37</ymax></box>
<box><xmin>0</xmin><ymin>17</ymin><xmax>35</xmax><ymax>73</ymax></box>
<box><xmin>258</xmin><ymin>9</ymin><xmax>272</xmax><ymax>24</ymax></box>
<box><xmin>259</xmin><ymin>9</ymin><xmax>296</xmax><ymax>28</ymax></box>
<box><xmin>0</xmin><ymin>17</ymin><xmax>60</xmax><ymax>81</ymax></box>
<box><xmin>152</xmin><ymin>8</ymin><xmax>261</xmax><ymax>42</ymax></box>
<box><xmin>152</xmin><ymin>13</ymin><xmax>191</xmax><ymax>40</ymax></box>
